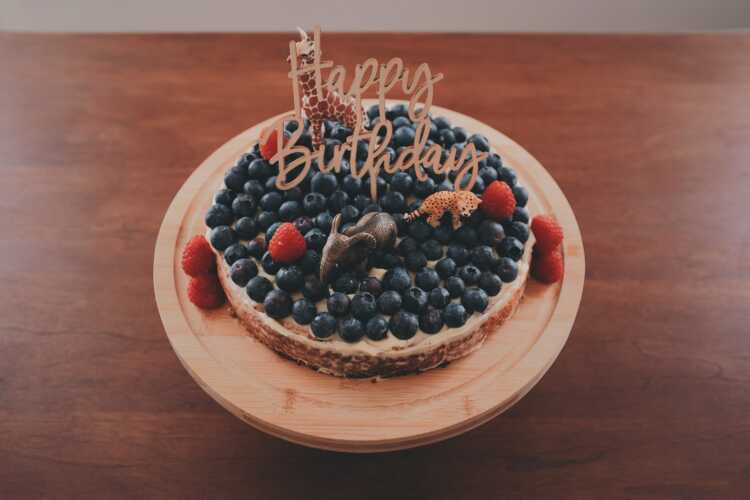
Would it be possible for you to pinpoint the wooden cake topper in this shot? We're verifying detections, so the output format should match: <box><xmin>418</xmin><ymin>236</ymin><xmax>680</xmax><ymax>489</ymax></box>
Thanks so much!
<box><xmin>267</xmin><ymin>26</ymin><xmax>488</xmax><ymax>200</ymax></box>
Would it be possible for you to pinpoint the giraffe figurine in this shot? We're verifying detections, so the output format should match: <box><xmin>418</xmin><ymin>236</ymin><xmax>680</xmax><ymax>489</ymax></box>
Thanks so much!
<box><xmin>289</xmin><ymin>28</ymin><xmax>368</xmax><ymax>149</ymax></box>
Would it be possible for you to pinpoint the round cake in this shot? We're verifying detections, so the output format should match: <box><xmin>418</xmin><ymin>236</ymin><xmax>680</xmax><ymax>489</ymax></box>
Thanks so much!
<box><xmin>204</xmin><ymin>103</ymin><xmax>534</xmax><ymax>378</ymax></box>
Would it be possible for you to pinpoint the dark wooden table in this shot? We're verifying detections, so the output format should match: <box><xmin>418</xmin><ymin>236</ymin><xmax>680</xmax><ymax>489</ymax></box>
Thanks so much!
<box><xmin>2</xmin><ymin>32</ymin><xmax>749</xmax><ymax>499</ymax></box>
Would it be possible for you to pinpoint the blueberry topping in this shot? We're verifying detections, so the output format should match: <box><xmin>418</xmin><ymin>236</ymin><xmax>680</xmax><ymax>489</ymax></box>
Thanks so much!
<box><xmin>462</xmin><ymin>287</ymin><xmax>489</xmax><ymax>313</ymax></box>
<box><xmin>496</xmin><ymin>257</ymin><xmax>519</xmax><ymax>282</ymax></box>
<box><xmin>454</xmin><ymin>225</ymin><xmax>478</xmax><ymax>247</ymax></box>
<box><xmin>303</xmin><ymin>192</ymin><xmax>327</xmax><ymax>215</ymax></box>
<box><xmin>394</xmin><ymin>126</ymin><xmax>416</xmax><ymax>148</ymax></box>
<box><xmin>314</xmin><ymin>212</ymin><xmax>333</xmax><ymax>233</ymax></box>
<box><xmin>445</xmin><ymin>276</ymin><xmax>466</xmax><ymax>298</ymax></box>
<box><xmin>265</xmin><ymin>176</ymin><xmax>279</xmax><ymax>192</ymax></box>
<box><xmin>333</xmin><ymin>272</ymin><xmax>359</xmax><ymax>294</ymax></box>
<box><xmin>311</xmin><ymin>313</ymin><xmax>337</xmax><ymax>338</ymax></box>
<box><xmin>487</xmin><ymin>153</ymin><xmax>502</xmax><ymax>169</ymax></box>
<box><xmin>263</xmin><ymin>289</ymin><xmax>292</xmax><ymax>319</ymax></box>
<box><xmin>397</xmin><ymin>237</ymin><xmax>419</xmax><ymax>256</ymax></box>
<box><xmin>420</xmin><ymin>239</ymin><xmax>443</xmax><ymax>261</ymax></box>
<box><xmin>290</xmin><ymin>298</ymin><xmax>316</xmax><ymax>325</ymax></box>
<box><xmin>247</xmin><ymin>159</ymin><xmax>272</xmax><ymax>180</ymax></box>
<box><xmin>260</xmin><ymin>251</ymin><xmax>282</xmax><ymax>274</ymax></box>
<box><xmin>327</xmin><ymin>190</ymin><xmax>350</xmax><ymax>213</ymax></box>
<box><xmin>246</xmin><ymin>276</ymin><xmax>273</xmax><ymax>302</ymax></box>
<box><xmin>458</xmin><ymin>265</ymin><xmax>481</xmax><ymax>286</ymax></box>
<box><xmin>205</xmin><ymin>204</ymin><xmax>234</xmax><ymax>228</ymax></box>
<box><xmin>478</xmin><ymin>220</ymin><xmax>505</xmax><ymax>247</ymax></box>
<box><xmin>311</xmin><ymin>171</ymin><xmax>338</xmax><ymax>196</ymax></box>
<box><xmin>302</xmin><ymin>275</ymin><xmax>329</xmax><ymax>301</ymax></box>
<box><xmin>359</xmin><ymin>277</ymin><xmax>383</xmax><ymax>297</ymax></box>
<box><xmin>403</xmin><ymin>287</ymin><xmax>428</xmax><ymax>314</ymax></box>
<box><xmin>235</xmin><ymin>217</ymin><xmax>258</xmax><ymax>239</ymax></box>
<box><xmin>340</xmin><ymin>204</ymin><xmax>360</xmax><ymax>224</ymax></box>
<box><xmin>224</xmin><ymin>243</ymin><xmax>249</xmax><ymax>266</ymax></box>
<box><xmin>246</xmin><ymin>239</ymin><xmax>264</xmax><ymax>259</ymax></box>
<box><xmin>479</xmin><ymin>166</ymin><xmax>498</xmax><ymax>185</ymax></box>
<box><xmin>435</xmin><ymin>257</ymin><xmax>457</xmax><ymax>279</ymax></box>
<box><xmin>209</xmin><ymin>225</ymin><xmax>236</xmax><ymax>251</ymax></box>
<box><xmin>260</xmin><ymin>192</ymin><xmax>283</xmax><ymax>212</ymax></box>
<box><xmin>446</xmin><ymin>244</ymin><xmax>470</xmax><ymax>266</ymax></box>
<box><xmin>419</xmin><ymin>306</ymin><xmax>444</xmax><ymax>334</ymax></box>
<box><xmin>409</xmin><ymin>220</ymin><xmax>433</xmax><ymax>242</ymax></box>
<box><xmin>513</xmin><ymin>206</ymin><xmax>530</xmax><ymax>224</ymax></box>
<box><xmin>391</xmin><ymin>172</ymin><xmax>414</xmax><ymax>194</ymax></box>
<box><xmin>365</xmin><ymin>316</ymin><xmax>389</xmax><ymax>341</ymax></box>
<box><xmin>214</xmin><ymin>188</ymin><xmax>237</xmax><ymax>207</ymax></box>
<box><xmin>224</xmin><ymin>165</ymin><xmax>248</xmax><ymax>192</ymax></box>
<box><xmin>439</xmin><ymin>128</ymin><xmax>456</xmax><ymax>148</ymax></box>
<box><xmin>506</xmin><ymin>221</ymin><xmax>530</xmax><ymax>243</ymax></box>
<box><xmin>339</xmin><ymin>318</ymin><xmax>364</xmax><ymax>343</ymax></box>
<box><xmin>380</xmin><ymin>252</ymin><xmax>403</xmax><ymax>269</ymax></box>
<box><xmin>256</xmin><ymin>211</ymin><xmax>278</xmax><ymax>231</ymax></box>
<box><xmin>341</xmin><ymin>175</ymin><xmax>363</xmax><ymax>197</ymax></box>
<box><xmin>380</xmin><ymin>191</ymin><xmax>406</xmax><ymax>213</ymax></box>
<box><xmin>293</xmin><ymin>216</ymin><xmax>314</xmax><ymax>235</ymax></box>
<box><xmin>497</xmin><ymin>166</ymin><xmax>517</xmax><ymax>187</ymax></box>
<box><xmin>468</xmin><ymin>133</ymin><xmax>490</xmax><ymax>152</ymax></box>
<box><xmin>443</xmin><ymin>303</ymin><xmax>467</xmax><ymax>327</ymax></box>
<box><xmin>351</xmin><ymin>292</ymin><xmax>377</xmax><ymax>321</ymax></box>
<box><xmin>414</xmin><ymin>178</ymin><xmax>437</xmax><ymax>198</ymax></box>
<box><xmin>278</xmin><ymin>201</ymin><xmax>302</xmax><ymax>222</ymax></box>
<box><xmin>433</xmin><ymin>225</ymin><xmax>453</xmax><ymax>244</ymax></box>
<box><xmin>512</xmin><ymin>185</ymin><xmax>529</xmax><ymax>207</ymax></box>
<box><xmin>230</xmin><ymin>258</ymin><xmax>258</xmax><ymax>287</ymax></box>
<box><xmin>415</xmin><ymin>268</ymin><xmax>440</xmax><ymax>291</ymax></box>
<box><xmin>377</xmin><ymin>290</ymin><xmax>403</xmax><ymax>315</ymax></box>
<box><xmin>428</xmin><ymin>287</ymin><xmax>451</xmax><ymax>308</ymax></box>
<box><xmin>383</xmin><ymin>267</ymin><xmax>411</xmax><ymax>292</ymax></box>
<box><xmin>304</xmin><ymin>228</ymin><xmax>327</xmax><ymax>252</ymax></box>
<box><xmin>327</xmin><ymin>292</ymin><xmax>350</xmax><ymax>317</ymax></box>
<box><xmin>470</xmin><ymin>245</ymin><xmax>500</xmax><ymax>271</ymax></box>
<box><xmin>499</xmin><ymin>237</ymin><xmax>524</xmax><ymax>261</ymax></box>
<box><xmin>389</xmin><ymin>311</ymin><xmax>419</xmax><ymax>340</ymax></box>
<box><xmin>453</xmin><ymin>127</ymin><xmax>468</xmax><ymax>143</ymax></box>
<box><xmin>478</xmin><ymin>272</ymin><xmax>502</xmax><ymax>296</ymax></box>
<box><xmin>276</xmin><ymin>265</ymin><xmax>304</xmax><ymax>292</ymax></box>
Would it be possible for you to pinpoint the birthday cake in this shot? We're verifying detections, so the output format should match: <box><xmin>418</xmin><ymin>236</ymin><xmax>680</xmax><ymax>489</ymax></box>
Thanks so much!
<box><xmin>183</xmin><ymin>28</ymin><xmax>563</xmax><ymax>378</ymax></box>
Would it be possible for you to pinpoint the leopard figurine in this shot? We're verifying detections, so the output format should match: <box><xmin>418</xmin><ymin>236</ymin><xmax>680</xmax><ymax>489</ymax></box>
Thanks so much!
<box><xmin>404</xmin><ymin>190</ymin><xmax>482</xmax><ymax>229</ymax></box>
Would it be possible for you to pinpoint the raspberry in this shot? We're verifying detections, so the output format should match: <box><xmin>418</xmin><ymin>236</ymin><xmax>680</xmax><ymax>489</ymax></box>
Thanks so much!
<box><xmin>481</xmin><ymin>180</ymin><xmax>516</xmax><ymax>220</ymax></box>
<box><xmin>181</xmin><ymin>235</ymin><xmax>215</xmax><ymax>277</ymax></box>
<box><xmin>188</xmin><ymin>274</ymin><xmax>224</xmax><ymax>309</ymax></box>
<box><xmin>259</xmin><ymin>127</ymin><xmax>288</xmax><ymax>162</ymax></box>
<box><xmin>532</xmin><ymin>247</ymin><xmax>564</xmax><ymax>284</ymax></box>
<box><xmin>268</xmin><ymin>223</ymin><xmax>306</xmax><ymax>263</ymax></box>
<box><xmin>531</xmin><ymin>215</ymin><xmax>564</xmax><ymax>253</ymax></box>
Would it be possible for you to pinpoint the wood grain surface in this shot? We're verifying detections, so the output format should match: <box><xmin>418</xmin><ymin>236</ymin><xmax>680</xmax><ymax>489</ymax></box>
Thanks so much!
<box><xmin>1</xmin><ymin>33</ymin><xmax>749</xmax><ymax>499</ymax></box>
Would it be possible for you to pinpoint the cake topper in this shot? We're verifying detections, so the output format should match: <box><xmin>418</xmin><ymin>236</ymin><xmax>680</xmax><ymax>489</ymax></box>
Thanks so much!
<box><xmin>266</xmin><ymin>26</ymin><xmax>489</xmax><ymax>200</ymax></box>
<box><xmin>320</xmin><ymin>212</ymin><xmax>398</xmax><ymax>283</ymax></box>
<box><xmin>404</xmin><ymin>191</ymin><xmax>482</xmax><ymax>229</ymax></box>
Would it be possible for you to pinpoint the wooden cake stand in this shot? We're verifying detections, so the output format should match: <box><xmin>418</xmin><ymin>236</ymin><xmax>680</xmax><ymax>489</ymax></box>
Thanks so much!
<box><xmin>154</xmin><ymin>102</ymin><xmax>585</xmax><ymax>453</ymax></box>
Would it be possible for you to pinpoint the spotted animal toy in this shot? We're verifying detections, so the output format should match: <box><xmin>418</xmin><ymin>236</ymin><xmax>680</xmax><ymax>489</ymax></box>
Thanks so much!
<box><xmin>404</xmin><ymin>190</ymin><xmax>482</xmax><ymax>229</ymax></box>
<box><xmin>289</xmin><ymin>28</ymin><xmax>368</xmax><ymax>148</ymax></box>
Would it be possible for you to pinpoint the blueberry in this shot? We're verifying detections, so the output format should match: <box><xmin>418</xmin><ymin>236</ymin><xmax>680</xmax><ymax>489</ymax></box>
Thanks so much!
<box><xmin>290</xmin><ymin>298</ymin><xmax>317</xmax><ymax>325</ymax></box>
<box><xmin>453</xmin><ymin>127</ymin><xmax>469</xmax><ymax>142</ymax></box>
<box><xmin>302</xmin><ymin>275</ymin><xmax>329</xmax><ymax>301</ymax></box>
<box><xmin>392</xmin><ymin>116</ymin><xmax>411</xmax><ymax>129</ymax></box>
<box><xmin>340</xmin><ymin>204</ymin><xmax>359</xmax><ymax>224</ymax></box>
<box><xmin>387</xmin><ymin>311</ymin><xmax>417</xmax><ymax>339</ymax></box>
<box><xmin>360</xmin><ymin>277</ymin><xmax>383</xmax><ymax>297</ymax></box>
<box><xmin>496</xmin><ymin>257</ymin><xmax>519</xmax><ymax>282</ymax></box>
<box><xmin>497</xmin><ymin>166</ymin><xmax>517</xmax><ymax>187</ymax></box>
<box><xmin>311</xmin><ymin>312</ymin><xmax>337</xmax><ymax>338</ymax></box>
<box><xmin>478</xmin><ymin>220</ymin><xmax>505</xmax><ymax>247</ymax></box>
<box><xmin>365</xmin><ymin>316</ymin><xmax>389</xmax><ymax>341</ymax></box>
<box><xmin>446</xmin><ymin>244</ymin><xmax>470</xmax><ymax>266</ymax></box>
<box><xmin>256</xmin><ymin>211</ymin><xmax>278</xmax><ymax>231</ymax></box>
<box><xmin>445</xmin><ymin>276</ymin><xmax>466</xmax><ymax>298</ymax></box>
<box><xmin>351</xmin><ymin>292</ymin><xmax>377</xmax><ymax>321</ymax></box>
<box><xmin>247</xmin><ymin>159</ymin><xmax>272</xmax><ymax>180</ymax></box>
<box><xmin>265</xmin><ymin>222</ymin><xmax>282</xmax><ymax>244</ymax></box>
<box><xmin>462</xmin><ymin>287</ymin><xmax>489</xmax><ymax>313</ymax></box>
<box><xmin>388</xmin><ymin>103</ymin><xmax>409</xmax><ymax>119</ymax></box>
<box><xmin>224</xmin><ymin>243</ymin><xmax>249</xmax><ymax>266</ymax></box>
<box><xmin>479</xmin><ymin>166</ymin><xmax>498</xmax><ymax>186</ymax></box>
<box><xmin>229</xmin><ymin>258</ymin><xmax>258</xmax><ymax>287</ymax></box>
<box><xmin>419</xmin><ymin>306</ymin><xmax>444</xmax><ymax>334</ymax></box>
<box><xmin>333</xmin><ymin>272</ymin><xmax>359</xmax><ymax>294</ymax></box>
<box><xmin>391</xmin><ymin>172</ymin><xmax>414</xmax><ymax>194</ymax></box>
<box><xmin>263</xmin><ymin>289</ymin><xmax>292</xmax><ymax>319</ymax></box>
<box><xmin>224</xmin><ymin>165</ymin><xmax>249</xmax><ymax>192</ymax></box>
<box><xmin>311</xmin><ymin>172</ymin><xmax>338</xmax><ymax>196</ymax></box>
<box><xmin>439</xmin><ymin>129</ymin><xmax>456</xmax><ymax>148</ymax></box>
<box><xmin>205</xmin><ymin>204</ymin><xmax>234</xmax><ymax>228</ymax></box>
<box><xmin>405</xmin><ymin>252</ymin><xmax>428</xmax><ymax>272</ymax></box>
<box><xmin>468</xmin><ymin>134</ymin><xmax>490</xmax><ymax>152</ymax></box>
<box><xmin>420</xmin><ymin>239</ymin><xmax>443</xmax><ymax>261</ymax></box>
<box><xmin>409</xmin><ymin>220</ymin><xmax>433</xmax><ymax>242</ymax></box>
<box><xmin>232</xmin><ymin>217</ymin><xmax>255</xmax><ymax>240</ymax></box>
<box><xmin>377</xmin><ymin>290</ymin><xmax>403</xmax><ymax>315</ymax></box>
<box><xmin>303</xmin><ymin>192</ymin><xmax>327</xmax><ymax>215</ymax></box>
<box><xmin>278</xmin><ymin>201</ymin><xmax>302</xmax><ymax>222</ymax></box>
<box><xmin>214</xmin><ymin>189</ymin><xmax>236</xmax><ymax>208</ymax></box>
<box><xmin>469</xmin><ymin>176</ymin><xmax>486</xmax><ymax>195</ymax></box>
<box><xmin>305</xmin><ymin>228</ymin><xmax>327</xmax><ymax>252</ymax></box>
<box><xmin>276</xmin><ymin>265</ymin><xmax>304</xmax><ymax>292</ymax></box>
<box><xmin>314</xmin><ymin>212</ymin><xmax>333</xmax><ymax>233</ymax></box>
<box><xmin>512</xmin><ymin>185</ymin><xmax>528</xmax><ymax>207</ymax></box>
<box><xmin>458</xmin><ymin>265</ymin><xmax>481</xmax><ymax>286</ymax></box>
<box><xmin>341</xmin><ymin>175</ymin><xmax>362</xmax><ymax>197</ymax></box>
<box><xmin>209</xmin><ymin>225</ymin><xmax>236</xmax><ymax>251</ymax></box>
<box><xmin>435</xmin><ymin>258</ymin><xmax>457</xmax><ymax>279</ymax></box>
<box><xmin>454</xmin><ymin>225</ymin><xmax>478</xmax><ymax>247</ymax></box>
<box><xmin>331</xmin><ymin>125</ymin><xmax>353</xmax><ymax>142</ymax></box>
<box><xmin>380</xmin><ymin>253</ymin><xmax>404</xmax><ymax>269</ymax></box>
<box><xmin>499</xmin><ymin>237</ymin><xmax>524</xmax><ymax>261</ymax></box>
<box><xmin>403</xmin><ymin>287</ymin><xmax>428</xmax><ymax>313</ymax></box>
<box><xmin>433</xmin><ymin>225</ymin><xmax>453</xmax><ymax>244</ymax></box>
<box><xmin>443</xmin><ymin>303</ymin><xmax>467</xmax><ymax>327</ymax></box>
<box><xmin>479</xmin><ymin>272</ymin><xmax>502</xmax><ymax>296</ymax></box>
<box><xmin>433</xmin><ymin>116</ymin><xmax>451</xmax><ymax>130</ymax></box>
<box><xmin>396</xmin><ymin>215</ymin><xmax>409</xmax><ymax>237</ymax></box>
<box><xmin>367</xmin><ymin>104</ymin><xmax>381</xmax><ymax>120</ymax></box>
<box><xmin>327</xmin><ymin>190</ymin><xmax>349</xmax><ymax>213</ymax></box>
<box><xmin>393</xmin><ymin>126</ymin><xmax>416</xmax><ymax>148</ymax></box>
<box><xmin>231</xmin><ymin>194</ymin><xmax>256</xmax><ymax>218</ymax></box>
<box><xmin>295</xmin><ymin>249</ymin><xmax>318</xmax><ymax>275</ymax></box>
<box><xmin>415</xmin><ymin>268</ymin><xmax>440</xmax><ymax>291</ymax></box>
<box><xmin>397</xmin><ymin>237</ymin><xmax>419</xmax><ymax>256</ymax></box>
<box><xmin>354</xmin><ymin>194</ymin><xmax>371</xmax><ymax>212</ymax></box>
<box><xmin>246</xmin><ymin>276</ymin><xmax>273</xmax><ymax>302</ymax></box>
<box><xmin>261</xmin><ymin>251</ymin><xmax>281</xmax><ymax>274</ymax></box>
<box><xmin>339</xmin><ymin>318</ymin><xmax>364</xmax><ymax>343</ymax></box>
<box><xmin>384</xmin><ymin>267</ymin><xmax>411</xmax><ymax>292</ymax></box>
<box><xmin>487</xmin><ymin>153</ymin><xmax>502</xmax><ymax>169</ymax></box>
<box><xmin>513</xmin><ymin>206</ymin><xmax>529</xmax><ymax>224</ymax></box>
<box><xmin>289</xmin><ymin>217</ymin><xmax>312</xmax><ymax>236</ymax></box>
<box><xmin>327</xmin><ymin>292</ymin><xmax>350</xmax><ymax>317</ymax></box>
<box><xmin>507</xmin><ymin>221</ymin><xmax>530</xmax><ymax>243</ymax></box>
<box><xmin>437</xmin><ymin>179</ymin><xmax>454</xmax><ymax>192</ymax></box>
<box><xmin>470</xmin><ymin>245</ymin><xmax>500</xmax><ymax>271</ymax></box>
<box><xmin>414</xmin><ymin>178</ymin><xmax>437</xmax><ymax>198</ymax></box>
<box><xmin>428</xmin><ymin>287</ymin><xmax>451</xmax><ymax>308</ymax></box>
<box><xmin>380</xmin><ymin>191</ymin><xmax>406</xmax><ymax>213</ymax></box>
<box><xmin>260</xmin><ymin>192</ymin><xmax>283</xmax><ymax>212</ymax></box>
<box><xmin>246</xmin><ymin>239</ymin><xmax>264</xmax><ymax>259</ymax></box>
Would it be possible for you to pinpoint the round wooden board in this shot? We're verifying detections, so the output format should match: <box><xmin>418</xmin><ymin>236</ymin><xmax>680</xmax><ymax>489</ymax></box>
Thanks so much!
<box><xmin>154</xmin><ymin>101</ymin><xmax>585</xmax><ymax>453</ymax></box>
